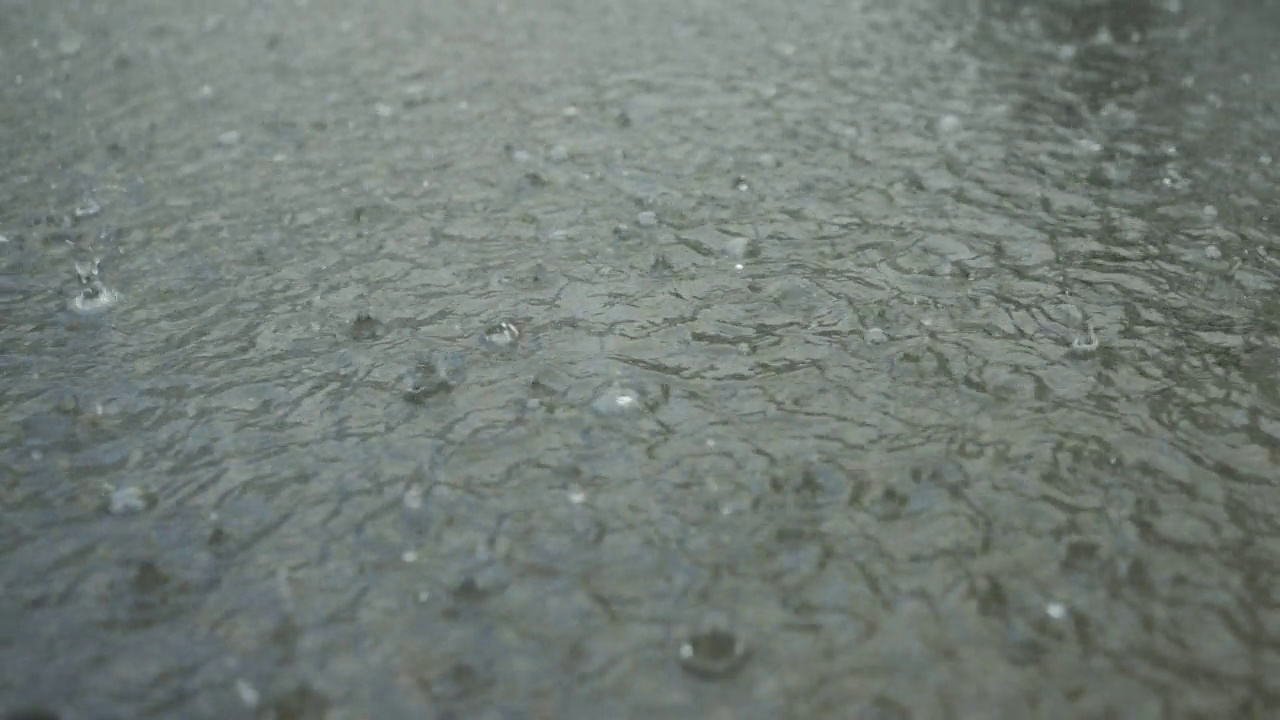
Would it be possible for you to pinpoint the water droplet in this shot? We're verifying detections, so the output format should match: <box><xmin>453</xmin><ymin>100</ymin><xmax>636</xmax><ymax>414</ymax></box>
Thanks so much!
<box><xmin>592</xmin><ymin>386</ymin><xmax>640</xmax><ymax>415</ymax></box>
<box><xmin>723</xmin><ymin>236</ymin><xmax>750</xmax><ymax>258</ymax></box>
<box><xmin>73</xmin><ymin>200</ymin><xmax>100</xmax><ymax>219</ymax></box>
<box><xmin>108</xmin><ymin>486</ymin><xmax>149</xmax><ymax>515</ymax></box>
<box><xmin>235</xmin><ymin>679</ymin><xmax>260</xmax><ymax>709</ymax></box>
<box><xmin>1070</xmin><ymin>324</ymin><xmax>1099</xmax><ymax>354</ymax></box>
<box><xmin>938</xmin><ymin>114</ymin><xmax>962</xmax><ymax>134</ymax></box>
<box><xmin>678</xmin><ymin>612</ymin><xmax>751</xmax><ymax>679</ymax></box>
<box><xmin>404</xmin><ymin>485</ymin><xmax>424</xmax><ymax>510</ymax></box>
<box><xmin>71</xmin><ymin>285</ymin><xmax>120</xmax><ymax>313</ymax></box>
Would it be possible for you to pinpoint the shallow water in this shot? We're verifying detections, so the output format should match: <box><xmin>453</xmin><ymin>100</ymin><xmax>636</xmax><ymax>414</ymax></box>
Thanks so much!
<box><xmin>2</xmin><ymin>0</ymin><xmax>1279</xmax><ymax>718</ymax></box>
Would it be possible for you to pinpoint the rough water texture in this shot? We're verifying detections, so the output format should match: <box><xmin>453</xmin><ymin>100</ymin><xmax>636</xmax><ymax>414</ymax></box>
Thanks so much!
<box><xmin>2</xmin><ymin>0</ymin><xmax>1279</xmax><ymax>718</ymax></box>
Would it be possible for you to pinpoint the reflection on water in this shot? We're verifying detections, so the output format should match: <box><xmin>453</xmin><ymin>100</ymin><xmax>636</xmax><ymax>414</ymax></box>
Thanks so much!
<box><xmin>2</xmin><ymin>0</ymin><xmax>1279</xmax><ymax>717</ymax></box>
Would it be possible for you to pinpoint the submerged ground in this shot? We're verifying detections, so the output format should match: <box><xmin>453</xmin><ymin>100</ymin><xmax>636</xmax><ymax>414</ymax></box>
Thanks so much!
<box><xmin>2</xmin><ymin>0</ymin><xmax>1280</xmax><ymax>718</ymax></box>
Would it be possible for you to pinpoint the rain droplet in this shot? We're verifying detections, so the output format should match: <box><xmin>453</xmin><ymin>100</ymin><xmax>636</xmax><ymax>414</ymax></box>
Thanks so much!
<box><xmin>723</xmin><ymin>236</ymin><xmax>750</xmax><ymax>258</ymax></box>
<box><xmin>938</xmin><ymin>114</ymin><xmax>962</xmax><ymax>134</ymax></box>
<box><xmin>108</xmin><ymin>486</ymin><xmax>149</xmax><ymax>515</ymax></box>
<box><xmin>592</xmin><ymin>386</ymin><xmax>640</xmax><ymax>415</ymax></box>
<box><xmin>74</xmin><ymin>200</ymin><xmax>100</xmax><ymax>219</ymax></box>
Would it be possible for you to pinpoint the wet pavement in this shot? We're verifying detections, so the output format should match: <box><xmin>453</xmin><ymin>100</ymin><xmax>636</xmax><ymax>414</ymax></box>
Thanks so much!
<box><xmin>2</xmin><ymin>0</ymin><xmax>1280</xmax><ymax>718</ymax></box>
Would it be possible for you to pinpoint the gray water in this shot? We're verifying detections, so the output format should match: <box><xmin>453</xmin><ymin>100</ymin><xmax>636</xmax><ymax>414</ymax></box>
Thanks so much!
<box><xmin>3</xmin><ymin>0</ymin><xmax>1279</xmax><ymax>718</ymax></box>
